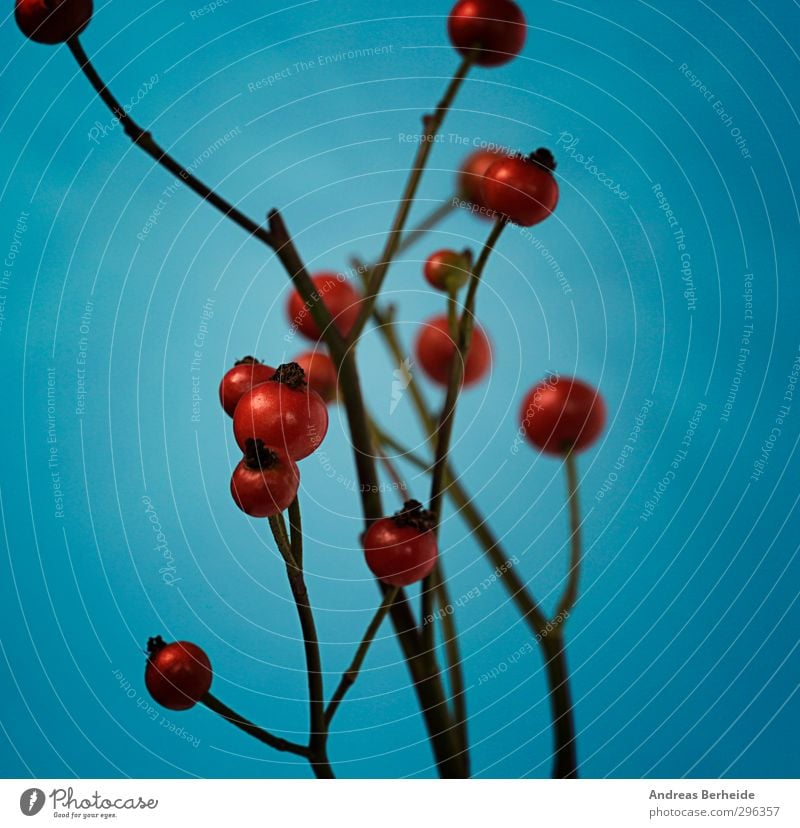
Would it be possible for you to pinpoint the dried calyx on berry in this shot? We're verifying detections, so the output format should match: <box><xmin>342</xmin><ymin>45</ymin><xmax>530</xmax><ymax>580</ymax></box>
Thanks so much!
<box><xmin>392</xmin><ymin>499</ymin><xmax>436</xmax><ymax>532</ymax></box>
<box><xmin>528</xmin><ymin>148</ymin><xmax>557</xmax><ymax>172</ymax></box>
<box><xmin>271</xmin><ymin>362</ymin><xmax>307</xmax><ymax>390</ymax></box>
<box><xmin>243</xmin><ymin>438</ymin><xmax>279</xmax><ymax>471</ymax></box>
<box><xmin>146</xmin><ymin>635</ymin><xmax>167</xmax><ymax>658</ymax></box>
<box><xmin>234</xmin><ymin>355</ymin><xmax>261</xmax><ymax>366</ymax></box>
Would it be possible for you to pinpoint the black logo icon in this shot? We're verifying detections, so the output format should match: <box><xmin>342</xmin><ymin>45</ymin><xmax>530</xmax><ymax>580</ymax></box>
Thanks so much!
<box><xmin>19</xmin><ymin>788</ymin><xmax>45</xmax><ymax>816</ymax></box>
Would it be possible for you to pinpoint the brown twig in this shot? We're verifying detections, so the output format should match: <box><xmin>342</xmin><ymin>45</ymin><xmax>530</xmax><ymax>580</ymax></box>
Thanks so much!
<box><xmin>348</xmin><ymin>55</ymin><xmax>475</xmax><ymax>342</ymax></box>
<box><xmin>325</xmin><ymin>587</ymin><xmax>399</xmax><ymax>728</ymax></box>
<box><xmin>268</xmin><ymin>513</ymin><xmax>334</xmax><ymax>778</ymax></box>
<box><xmin>201</xmin><ymin>693</ymin><xmax>310</xmax><ymax>758</ymax></box>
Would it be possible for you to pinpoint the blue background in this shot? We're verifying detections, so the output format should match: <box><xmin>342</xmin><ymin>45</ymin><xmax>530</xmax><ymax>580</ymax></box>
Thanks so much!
<box><xmin>1</xmin><ymin>0</ymin><xmax>798</xmax><ymax>778</ymax></box>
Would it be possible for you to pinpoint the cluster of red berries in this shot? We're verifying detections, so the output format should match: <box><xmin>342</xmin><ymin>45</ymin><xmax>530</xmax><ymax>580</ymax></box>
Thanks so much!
<box><xmin>18</xmin><ymin>0</ymin><xmax>609</xmax><ymax>725</ymax></box>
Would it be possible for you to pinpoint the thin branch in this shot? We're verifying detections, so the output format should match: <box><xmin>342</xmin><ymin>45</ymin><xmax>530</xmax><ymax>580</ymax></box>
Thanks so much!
<box><xmin>287</xmin><ymin>496</ymin><xmax>303</xmax><ymax>570</ymax></box>
<box><xmin>201</xmin><ymin>693</ymin><xmax>309</xmax><ymax>758</ymax></box>
<box><xmin>268</xmin><ymin>513</ymin><xmax>334</xmax><ymax>779</ymax></box>
<box><xmin>428</xmin><ymin>218</ymin><xmax>506</xmax><ymax>523</ymax></box>
<box><xmin>325</xmin><ymin>587</ymin><xmax>399</xmax><ymax>728</ymax></box>
<box><xmin>555</xmin><ymin>451</ymin><xmax>581</xmax><ymax>623</ymax></box>
<box><xmin>348</xmin><ymin>55</ymin><xmax>474</xmax><ymax>342</ymax></box>
<box><xmin>435</xmin><ymin>574</ymin><xmax>468</xmax><ymax>767</ymax></box>
<box><xmin>541</xmin><ymin>632</ymin><xmax>579</xmax><ymax>778</ymax></box>
<box><xmin>395</xmin><ymin>200</ymin><xmax>457</xmax><ymax>258</ymax></box>
<box><xmin>372</xmin><ymin>424</ymin><xmax>550</xmax><ymax>639</ymax></box>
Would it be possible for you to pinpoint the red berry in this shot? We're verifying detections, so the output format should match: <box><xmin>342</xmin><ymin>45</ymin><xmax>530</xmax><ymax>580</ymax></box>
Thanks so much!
<box><xmin>447</xmin><ymin>0</ymin><xmax>526</xmax><ymax>67</ymax></box>
<box><xmin>363</xmin><ymin>500</ymin><xmax>438</xmax><ymax>587</ymax></box>
<box><xmin>231</xmin><ymin>439</ymin><xmax>300</xmax><ymax>517</ymax></box>
<box><xmin>293</xmin><ymin>350</ymin><xmax>338</xmax><ymax>403</ymax></box>
<box><xmin>144</xmin><ymin>637</ymin><xmax>212</xmax><ymax>711</ymax></box>
<box><xmin>286</xmin><ymin>273</ymin><xmax>362</xmax><ymax>342</ymax></box>
<box><xmin>424</xmin><ymin>249</ymin><xmax>471</xmax><ymax>292</ymax></box>
<box><xmin>458</xmin><ymin>147</ymin><xmax>510</xmax><ymax>217</ymax></box>
<box><xmin>219</xmin><ymin>357</ymin><xmax>275</xmax><ymax>417</ymax></box>
<box><xmin>15</xmin><ymin>0</ymin><xmax>92</xmax><ymax>44</ymax></box>
<box><xmin>415</xmin><ymin>315</ymin><xmax>491</xmax><ymax>387</ymax></box>
<box><xmin>232</xmin><ymin>363</ymin><xmax>328</xmax><ymax>460</ymax></box>
<box><xmin>519</xmin><ymin>377</ymin><xmax>606</xmax><ymax>454</ymax></box>
<box><xmin>481</xmin><ymin>149</ymin><xmax>559</xmax><ymax>226</ymax></box>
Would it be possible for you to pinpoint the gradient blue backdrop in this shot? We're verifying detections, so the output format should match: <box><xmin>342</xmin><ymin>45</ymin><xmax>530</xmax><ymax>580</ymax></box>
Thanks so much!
<box><xmin>1</xmin><ymin>0</ymin><xmax>798</xmax><ymax>778</ymax></box>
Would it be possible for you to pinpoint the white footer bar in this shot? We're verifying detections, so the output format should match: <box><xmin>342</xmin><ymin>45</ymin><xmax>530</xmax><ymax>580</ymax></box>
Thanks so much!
<box><xmin>2</xmin><ymin>779</ymin><xmax>796</xmax><ymax>826</ymax></box>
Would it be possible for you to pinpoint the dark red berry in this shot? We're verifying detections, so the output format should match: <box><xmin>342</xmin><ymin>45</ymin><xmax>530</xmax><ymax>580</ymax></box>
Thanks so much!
<box><xmin>424</xmin><ymin>249</ymin><xmax>471</xmax><ymax>292</ymax></box>
<box><xmin>219</xmin><ymin>357</ymin><xmax>275</xmax><ymax>417</ymax></box>
<box><xmin>481</xmin><ymin>149</ymin><xmax>559</xmax><ymax>226</ymax></box>
<box><xmin>144</xmin><ymin>636</ymin><xmax>212</xmax><ymax>711</ymax></box>
<box><xmin>232</xmin><ymin>363</ymin><xmax>328</xmax><ymax>460</ymax></box>
<box><xmin>363</xmin><ymin>500</ymin><xmax>438</xmax><ymax>587</ymax></box>
<box><xmin>286</xmin><ymin>273</ymin><xmax>362</xmax><ymax>342</ymax></box>
<box><xmin>293</xmin><ymin>350</ymin><xmax>338</xmax><ymax>403</ymax></box>
<box><xmin>415</xmin><ymin>315</ymin><xmax>491</xmax><ymax>387</ymax></box>
<box><xmin>458</xmin><ymin>147</ymin><xmax>510</xmax><ymax>217</ymax></box>
<box><xmin>15</xmin><ymin>0</ymin><xmax>92</xmax><ymax>44</ymax></box>
<box><xmin>448</xmin><ymin>0</ymin><xmax>526</xmax><ymax>67</ymax></box>
<box><xmin>230</xmin><ymin>440</ymin><xmax>300</xmax><ymax>517</ymax></box>
<box><xmin>520</xmin><ymin>377</ymin><xmax>606</xmax><ymax>454</ymax></box>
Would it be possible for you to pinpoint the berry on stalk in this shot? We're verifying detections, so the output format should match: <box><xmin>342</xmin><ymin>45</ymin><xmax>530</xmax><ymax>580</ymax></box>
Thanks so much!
<box><xmin>481</xmin><ymin>148</ymin><xmax>559</xmax><ymax>226</ymax></box>
<box><xmin>448</xmin><ymin>0</ymin><xmax>526</xmax><ymax>67</ymax></box>
<box><xmin>15</xmin><ymin>0</ymin><xmax>92</xmax><ymax>44</ymax></box>
<box><xmin>144</xmin><ymin>636</ymin><xmax>212</xmax><ymax>711</ymax></box>
<box><xmin>219</xmin><ymin>357</ymin><xmax>275</xmax><ymax>417</ymax></box>
<box><xmin>230</xmin><ymin>439</ymin><xmax>300</xmax><ymax>517</ymax></box>
<box><xmin>424</xmin><ymin>249</ymin><xmax>472</xmax><ymax>292</ymax></box>
<box><xmin>232</xmin><ymin>362</ymin><xmax>328</xmax><ymax>460</ymax></box>
<box><xmin>363</xmin><ymin>500</ymin><xmax>439</xmax><ymax>587</ymax></box>
<box><xmin>293</xmin><ymin>350</ymin><xmax>338</xmax><ymax>403</ymax></box>
<box><xmin>415</xmin><ymin>315</ymin><xmax>491</xmax><ymax>387</ymax></box>
<box><xmin>519</xmin><ymin>377</ymin><xmax>606</xmax><ymax>454</ymax></box>
<box><xmin>286</xmin><ymin>272</ymin><xmax>362</xmax><ymax>342</ymax></box>
<box><xmin>457</xmin><ymin>147</ymin><xmax>510</xmax><ymax>218</ymax></box>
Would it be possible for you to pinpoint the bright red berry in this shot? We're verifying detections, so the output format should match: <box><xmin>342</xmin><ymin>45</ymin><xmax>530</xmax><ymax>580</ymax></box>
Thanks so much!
<box><xmin>144</xmin><ymin>636</ymin><xmax>212</xmax><ymax>711</ymax></box>
<box><xmin>218</xmin><ymin>357</ymin><xmax>275</xmax><ymax>417</ymax></box>
<box><xmin>363</xmin><ymin>500</ymin><xmax>438</xmax><ymax>587</ymax></box>
<box><xmin>458</xmin><ymin>147</ymin><xmax>510</xmax><ymax>217</ymax></box>
<box><xmin>520</xmin><ymin>377</ymin><xmax>606</xmax><ymax>454</ymax></box>
<box><xmin>448</xmin><ymin>0</ymin><xmax>526</xmax><ymax>67</ymax></box>
<box><xmin>15</xmin><ymin>0</ymin><xmax>92</xmax><ymax>44</ymax></box>
<box><xmin>481</xmin><ymin>149</ymin><xmax>559</xmax><ymax>226</ymax></box>
<box><xmin>293</xmin><ymin>350</ymin><xmax>338</xmax><ymax>403</ymax></box>
<box><xmin>286</xmin><ymin>273</ymin><xmax>362</xmax><ymax>342</ymax></box>
<box><xmin>230</xmin><ymin>439</ymin><xmax>300</xmax><ymax>517</ymax></box>
<box><xmin>424</xmin><ymin>249</ymin><xmax>472</xmax><ymax>292</ymax></box>
<box><xmin>415</xmin><ymin>315</ymin><xmax>491</xmax><ymax>387</ymax></box>
<box><xmin>232</xmin><ymin>363</ymin><xmax>328</xmax><ymax>460</ymax></box>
